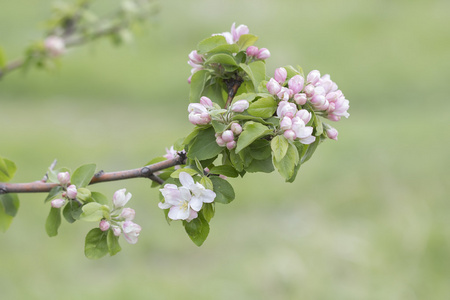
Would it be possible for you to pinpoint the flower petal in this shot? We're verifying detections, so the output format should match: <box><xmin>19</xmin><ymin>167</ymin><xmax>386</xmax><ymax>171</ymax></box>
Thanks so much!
<box><xmin>179</xmin><ymin>172</ymin><xmax>195</xmax><ymax>189</ymax></box>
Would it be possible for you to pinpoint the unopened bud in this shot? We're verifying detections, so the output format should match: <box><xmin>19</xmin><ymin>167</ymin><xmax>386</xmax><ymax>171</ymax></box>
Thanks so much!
<box><xmin>283</xmin><ymin>130</ymin><xmax>297</xmax><ymax>141</ymax></box>
<box><xmin>226</xmin><ymin>141</ymin><xmax>237</xmax><ymax>150</ymax></box>
<box><xmin>112</xmin><ymin>226</ymin><xmax>122</xmax><ymax>236</ymax></box>
<box><xmin>120</xmin><ymin>208</ymin><xmax>136</xmax><ymax>221</ymax></box>
<box><xmin>246</xmin><ymin>46</ymin><xmax>259</xmax><ymax>57</ymax></box>
<box><xmin>57</xmin><ymin>172</ymin><xmax>70</xmax><ymax>185</ymax></box>
<box><xmin>230</xmin><ymin>123</ymin><xmax>242</xmax><ymax>135</ymax></box>
<box><xmin>307</xmin><ymin>70</ymin><xmax>321</xmax><ymax>85</ymax></box>
<box><xmin>326</xmin><ymin>127</ymin><xmax>338</xmax><ymax>141</ymax></box>
<box><xmin>231</xmin><ymin>100</ymin><xmax>249</xmax><ymax>113</ymax></box>
<box><xmin>274</xmin><ymin>67</ymin><xmax>287</xmax><ymax>84</ymax></box>
<box><xmin>221</xmin><ymin>130</ymin><xmax>235</xmax><ymax>143</ymax></box>
<box><xmin>66</xmin><ymin>185</ymin><xmax>77</xmax><ymax>199</ymax></box>
<box><xmin>200</xmin><ymin>96</ymin><xmax>213</xmax><ymax>107</ymax></box>
<box><xmin>51</xmin><ymin>198</ymin><xmax>66</xmax><ymax>208</ymax></box>
<box><xmin>293</xmin><ymin>93</ymin><xmax>307</xmax><ymax>105</ymax></box>
<box><xmin>266</xmin><ymin>78</ymin><xmax>282</xmax><ymax>95</ymax></box>
<box><xmin>44</xmin><ymin>36</ymin><xmax>65</xmax><ymax>57</ymax></box>
<box><xmin>288</xmin><ymin>75</ymin><xmax>305</xmax><ymax>94</ymax></box>
<box><xmin>99</xmin><ymin>220</ymin><xmax>111</xmax><ymax>231</ymax></box>
<box><xmin>256</xmin><ymin>48</ymin><xmax>270</xmax><ymax>60</ymax></box>
<box><xmin>216</xmin><ymin>136</ymin><xmax>226</xmax><ymax>147</ymax></box>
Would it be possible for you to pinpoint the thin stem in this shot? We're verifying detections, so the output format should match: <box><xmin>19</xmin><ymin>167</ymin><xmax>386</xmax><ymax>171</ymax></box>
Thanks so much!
<box><xmin>0</xmin><ymin>153</ymin><xmax>186</xmax><ymax>195</ymax></box>
<box><xmin>224</xmin><ymin>76</ymin><xmax>244</xmax><ymax>108</ymax></box>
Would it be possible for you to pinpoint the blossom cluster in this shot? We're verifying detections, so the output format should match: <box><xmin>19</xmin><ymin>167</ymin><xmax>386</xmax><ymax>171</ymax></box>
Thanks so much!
<box><xmin>267</xmin><ymin>68</ymin><xmax>350</xmax><ymax>140</ymax></box>
<box><xmin>159</xmin><ymin>172</ymin><xmax>216</xmax><ymax>222</ymax></box>
<box><xmin>215</xmin><ymin>122</ymin><xmax>243</xmax><ymax>150</ymax></box>
<box><xmin>50</xmin><ymin>172</ymin><xmax>78</xmax><ymax>208</ymax></box>
<box><xmin>99</xmin><ymin>189</ymin><xmax>142</xmax><ymax>244</ymax></box>
<box><xmin>277</xmin><ymin>102</ymin><xmax>315</xmax><ymax>144</ymax></box>
<box><xmin>188</xmin><ymin>96</ymin><xmax>214</xmax><ymax>125</ymax></box>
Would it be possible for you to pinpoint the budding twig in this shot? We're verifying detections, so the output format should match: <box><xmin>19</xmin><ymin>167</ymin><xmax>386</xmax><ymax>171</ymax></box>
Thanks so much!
<box><xmin>0</xmin><ymin>153</ymin><xmax>186</xmax><ymax>195</ymax></box>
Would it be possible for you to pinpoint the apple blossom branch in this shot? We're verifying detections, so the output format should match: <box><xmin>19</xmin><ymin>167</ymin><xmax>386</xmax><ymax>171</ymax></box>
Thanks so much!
<box><xmin>0</xmin><ymin>153</ymin><xmax>187</xmax><ymax>195</ymax></box>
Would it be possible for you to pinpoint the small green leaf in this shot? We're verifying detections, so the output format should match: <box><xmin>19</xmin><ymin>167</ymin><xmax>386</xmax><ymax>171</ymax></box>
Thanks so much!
<box><xmin>229</xmin><ymin>149</ymin><xmax>244</xmax><ymax>172</ymax></box>
<box><xmin>44</xmin><ymin>186</ymin><xmax>63</xmax><ymax>203</ymax></box>
<box><xmin>183</xmin><ymin>126</ymin><xmax>202</xmax><ymax>146</ymax></box>
<box><xmin>300</xmin><ymin>137</ymin><xmax>320</xmax><ymax>164</ymax></box>
<box><xmin>283</xmin><ymin>65</ymin><xmax>301</xmax><ymax>78</ymax></box>
<box><xmin>246</xmin><ymin>156</ymin><xmax>274</xmax><ymax>173</ymax></box>
<box><xmin>0</xmin><ymin>193</ymin><xmax>19</xmax><ymax>232</ymax></box>
<box><xmin>205</xmin><ymin>53</ymin><xmax>238</xmax><ymax>66</ymax></box>
<box><xmin>236</xmin><ymin>34</ymin><xmax>258</xmax><ymax>51</ymax></box>
<box><xmin>286</xmin><ymin>142</ymin><xmax>305</xmax><ymax>183</ymax></box>
<box><xmin>271</xmin><ymin>135</ymin><xmax>290</xmax><ymax>162</ymax></box>
<box><xmin>273</xmin><ymin>143</ymin><xmax>300</xmax><ymax>180</ymax></box>
<box><xmin>71</xmin><ymin>164</ymin><xmax>96</xmax><ymax>188</ymax></box>
<box><xmin>247</xmin><ymin>96</ymin><xmax>277</xmax><ymax>118</ymax></box>
<box><xmin>62</xmin><ymin>201</ymin><xmax>82</xmax><ymax>223</ymax></box>
<box><xmin>84</xmin><ymin>228</ymin><xmax>109</xmax><ymax>259</ymax></box>
<box><xmin>211</xmin><ymin>120</ymin><xmax>228</xmax><ymax>133</ymax></box>
<box><xmin>80</xmin><ymin>202</ymin><xmax>106</xmax><ymax>222</ymax></box>
<box><xmin>90</xmin><ymin>192</ymin><xmax>109</xmax><ymax>205</ymax></box>
<box><xmin>189</xmin><ymin>70</ymin><xmax>210</xmax><ymax>103</ymax></box>
<box><xmin>76</xmin><ymin>188</ymin><xmax>91</xmax><ymax>202</ymax></box>
<box><xmin>187</xmin><ymin>127</ymin><xmax>224</xmax><ymax>161</ymax></box>
<box><xmin>197</xmin><ymin>35</ymin><xmax>228</xmax><ymax>54</ymax></box>
<box><xmin>45</xmin><ymin>207</ymin><xmax>62</xmax><ymax>237</ymax></box>
<box><xmin>170</xmin><ymin>167</ymin><xmax>199</xmax><ymax>179</ymax></box>
<box><xmin>183</xmin><ymin>212</ymin><xmax>210</xmax><ymax>246</ymax></box>
<box><xmin>107</xmin><ymin>230</ymin><xmax>121</xmax><ymax>256</ymax></box>
<box><xmin>235</xmin><ymin>121</ymin><xmax>272</xmax><ymax>153</ymax></box>
<box><xmin>249</xmin><ymin>139</ymin><xmax>271</xmax><ymax>160</ymax></box>
<box><xmin>210</xmin><ymin>176</ymin><xmax>235</xmax><ymax>204</ymax></box>
<box><xmin>0</xmin><ymin>158</ymin><xmax>16</xmax><ymax>182</ymax></box>
<box><xmin>239</xmin><ymin>61</ymin><xmax>266</xmax><ymax>92</ymax></box>
<box><xmin>208</xmin><ymin>165</ymin><xmax>239</xmax><ymax>178</ymax></box>
<box><xmin>202</xmin><ymin>203</ymin><xmax>215</xmax><ymax>222</ymax></box>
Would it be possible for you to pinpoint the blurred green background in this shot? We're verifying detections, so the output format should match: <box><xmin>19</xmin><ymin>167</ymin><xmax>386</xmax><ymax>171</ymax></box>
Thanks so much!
<box><xmin>1</xmin><ymin>0</ymin><xmax>449</xmax><ymax>299</ymax></box>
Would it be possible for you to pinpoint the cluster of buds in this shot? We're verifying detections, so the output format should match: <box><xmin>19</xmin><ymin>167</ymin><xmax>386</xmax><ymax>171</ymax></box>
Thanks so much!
<box><xmin>215</xmin><ymin>122</ymin><xmax>243</xmax><ymax>150</ymax></box>
<box><xmin>50</xmin><ymin>172</ymin><xmax>78</xmax><ymax>208</ymax></box>
<box><xmin>277</xmin><ymin>102</ymin><xmax>316</xmax><ymax>144</ymax></box>
<box><xmin>99</xmin><ymin>189</ymin><xmax>142</xmax><ymax>244</ymax></box>
<box><xmin>188</xmin><ymin>96</ymin><xmax>214</xmax><ymax>125</ymax></box>
<box><xmin>44</xmin><ymin>36</ymin><xmax>65</xmax><ymax>57</ymax></box>
<box><xmin>267</xmin><ymin>68</ymin><xmax>350</xmax><ymax>122</ymax></box>
<box><xmin>246</xmin><ymin>46</ymin><xmax>271</xmax><ymax>61</ymax></box>
<box><xmin>159</xmin><ymin>172</ymin><xmax>216</xmax><ymax>222</ymax></box>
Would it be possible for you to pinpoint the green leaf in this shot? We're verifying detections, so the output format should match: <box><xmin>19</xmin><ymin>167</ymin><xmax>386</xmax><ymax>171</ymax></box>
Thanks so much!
<box><xmin>45</xmin><ymin>207</ymin><xmax>62</xmax><ymax>237</ymax></box>
<box><xmin>170</xmin><ymin>167</ymin><xmax>199</xmax><ymax>179</ymax></box>
<box><xmin>233</xmin><ymin>92</ymin><xmax>257</xmax><ymax>102</ymax></box>
<box><xmin>71</xmin><ymin>164</ymin><xmax>96</xmax><ymax>188</ymax></box>
<box><xmin>183</xmin><ymin>126</ymin><xmax>202</xmax><ymax>146</ymax></box>
<box><xmin>236</xmin><ymin>34</ymin><xmax>258</xmax><ymax>51</ymax></box>
<box><xmin>107</xmin><ymin>230</ymin><xmax>121</xmax><ymax>256</ymax></box>
<box><xmin>187</xmin><ymin>127</ymin><xmax>224</xmax><ymax>161</ymax></box>
<box><xmin>0</xmin><ymin>158</ymin><xmax>17</xmax><ymax>182</ymax></box>
<box><xmin>62</xmin><ymin>201</ymin><xmax>82</xmax><ymax>223</ymax></box>
<box><xmin>273</xmin><ymin>143</ymin><xmax>300</xmax><ymax>180</ymax></box>
<box><xmin>210</xmin><ymin>176</ymin><xmax>235</xmax><ymax>204</ymax></box>
<box><xmin>300</xmin><ymin>137</ymin><xmax>320</xmax><ymax>164</ymax></box>
<box><xmin>202</xmin><ymin>203</ymin><xmax>215</xmax><ymax>222</ymax></box>
<box><xmin>0</xmin><ymin>193</ymin><xmax>19</xmax><ymax>232</ymax></box>
<box><xmin>246</xmin><ymin>156</ymin><xmax>274</xmax><ymax>173</ymax></box>
<box><xmin>197</xmin><ymin>35</ymin><xmax>228</xmax><ymax>54</ymax></box>
<box><xmin>205</xmin><ymin>53</ymin><xmax>237</xmax><ymax>66</ymax></box>
<box><xmin>206</xmin><ymin>43</ymin><xmax>240</xmax><ymax>55</ymax></box>
<box><xmin>208</xmin><ymin>165</ymin><xmax>239</xmax><ymax>178</ymax></box>
<box><xmin>231</xmin><ymin>113</ymin><xmax>275</xmax><ymax>126</ymax></box>
<box><xmin>229</xmin><ymin>149</ymin><xmax>244</xmax><ymax>172</ymax></box>
<box><xmin>239</xmin><ymin>61</ymin><xmax>266</xmax><ymax>92</ymax></box>
<box><xmin>235</xmin><ymin>121</ymin><xmax>272</xmax><ymax>153</ymax></box>
<box><xmin>211</xmin><ymin>120</ymin><xmax>228</xmax><ymax>133</ymax></box>
<box><xmin>183</xmin><ymin>212</ymin><xmax>210</xmax><ymax>246</ymax></box>
<box><xmin>271</xmin><ymin>135</ymin><xmax>290</xmax><ymax>162</ymax></box>
<box><xmin>84</xmin><ymin>228</ymin><xmax>108</xmax><ymax>259</ymax></box>
<box><xmin>286</xmin><ymin>142</ymin><xmax>305</xmax><ymax>183</ymax></box>
<box><xmin>189</xmin><ymin>70</ymin><xmax>210</xmax><ymax>102</ymax></box>
<box><xmin>76</xmin><ymin>188</ymin><xmax>91</xmax><ymax>202</ymax></box>
<box><xmin>200</xmin><ymin>176</ymin><xmax>214</xmax><ymax>190</ymax></box>
<box><xmin>90</xmin><ymin>191</ymin><xmax>109</xmax><ymax>205</ymax></box>
<box><xmin>44</xmin><ymin>186</ymin><xmax>63</xmax><ymax>203</ymax></box>
<box><xmin>284</xmin><ymin>65</ymin><xmax>301</xmax><ymax>78</ymax></box>
<box><xmin>247</xmin><ymin>96</ymin><xmax>277</xmax><ymax>118</ymax></box>
<box><xmin>249</xmin><ymin>139</ymin><xmax>271</xmax><ymax>160</ymax></box>
<box><xmin>80</xmin><ymin>202</ymin><xmax>108</xmax><ymax>222</ymax></box>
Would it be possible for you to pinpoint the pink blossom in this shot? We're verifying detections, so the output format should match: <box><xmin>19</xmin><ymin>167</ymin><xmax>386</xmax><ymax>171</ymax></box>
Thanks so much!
<box><xmin>226</xmin><ymin>141</ymin><xmax>237</xmax><ymax>150</ymax></box>
<box><xmin>188</xmin><ymin>50</ymin><xmax>204</xmax><ymax>64</ymax></box>
<box><xmin>277</xmin><ymin>87</ymin><xmax>293</xmax><ymax>101</ymax></box>
<box><xmin>122</xmin><ymin>221</ymin><xmax>142</xmax><ymax>244</ymax></box>
<box><xmin>231</xmin><ymin>100</ymin><xmax>249</xmax><ymax>113</ymax></box>
<box><xmin>266</xmin><ymin>78</ymin><xmax>282</xmax><ymax>95</ymax></box>
<box><xmin>291</xmin><ymin>117</ymin><xmax>316</xmax><ymax>145</ymax></box>
<box><xmin>113</xmin><ymin>188</ymin><xmax>132</xmax><ymax>208</ymax></box>
<box><xmin>57</xmin><ymin>172</ymin><xmax>70</xmax><ymax>185</ymax></box>
<box><xmin>293</xmin><ymin>93</ymin><xmax>307</xmax><ymax>105</ymax></box>
<box><xmin>112</xmin><ymin>226</ymin><xmax>121</xmax><ymax>237</ymax></box>
<box><xmin>307</xmin><ymin>70</ymin><xmax>321</xmax><ymax>85</ymax></box>
<box><xmin>216</xmin><ymin>136</ymin><xmax>226</xmax><ymax>147</ymax></box>
<box><xmin>326</xmin><ymin>127</ymin><xmax>339</xmax><ymax>140</ymax></box>
<box><xmin>288</xmin><ymin>75</ymin><xmax>305</xmax><ymax>94</ymax></box>
<box><xmin>163</xmin><ymin>146</ymin><xmax>177</xmax><ymax>160</ymax></box>
<box><xmin>296</xmin><ymin>109</ymin><xmax>312</xmax><ymax>124</ymax></box>
<box><xmin>231</xmin><ymin>22</ymin><xmax>249</xmax><ymax>43</ymax></box>
<box><xmin>283</xmin><ymin>129</ymin><xmax>296</xmax><ymax>141</ymax></box>
<box><xmin>200</xmin><ymin>96</ymin><xmax>213</xmax><ymax>108</ymax></box>
<box><xmin>280</xmin><ymin>116</ymin><xmax>293</xmax><ymax>130</ymax></box>
<box><xmin>66</xmin><ymin>185</ymin><xmax>77</xmax><ymax>199</ymax></box>
<box><xmin>44</xmin><ymin>36</ymin><xmax>65</xmax><ymax>57</ymax></box>
<box><xmin>256</xmin><ymin>48</ymin><xmax>270</xmax><ymax>60</ymax></box>
<box><xmin>120</xmin><ymin>208</ymin><xmax>136</xmax><ymax>221</ymax></box>
<box><xmin>99</xmin><ymin>220</ymin><xmax>110</xmax><ymax>231</ymax></box>
<box><xmin>246</xmin><ymin>46</ymin><xmax>259</xmax><ymax>57</ymax></box>
<box><xmin>277</xmin><ymin>101</ymin><xmax>297</xmax><ymax>119</ymax></box>
<box><xmin>51</xmin><ymin>198</ymin><xmax>66</xmax><ymax>208</ymax></box>
<box><xmin>188</xmin><ymin>103</ymin><xmax>211</xmax><ymax>125</ymax></box>
<box><xmin>231</xmin><ymin>123</ymin><xmax>242</xmax><ymax>135</ymax></box>
<box><xmin>221</xmin><ymin>130</ymin><xmax>235</xmax><ymax>143</ymax></box>
<box><xmin>274</xmin><ymin>67</ymin><xmax>287</xmax><ymax>84</ymax></box>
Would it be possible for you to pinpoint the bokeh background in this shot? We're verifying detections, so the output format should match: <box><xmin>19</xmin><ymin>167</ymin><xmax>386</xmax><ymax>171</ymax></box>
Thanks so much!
<box><xmin>1</xmin><ymin>0</ymin><xmax>449</xmax><ymax>299</ymax></box>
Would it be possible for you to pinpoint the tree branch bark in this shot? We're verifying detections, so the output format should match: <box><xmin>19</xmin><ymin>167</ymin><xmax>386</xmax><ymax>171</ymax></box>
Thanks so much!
<box><xmin>0</xmin><ymin>153</ymin><xmax>186</xmax><ymax>195</ymax></box>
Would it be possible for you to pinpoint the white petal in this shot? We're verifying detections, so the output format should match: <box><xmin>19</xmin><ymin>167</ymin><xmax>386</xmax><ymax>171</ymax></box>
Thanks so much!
<box><xmin>199</xmin><ymin>189</ymin><xmax>216</xmax><ymax>203</ymax></box>
<box><xmin>179</xmin><ymin>172</ymin><xmax>195</xmax><ymax>188</ymax></box>
<box><xmin>300</xmin><ymin>135</ymin><xmax>316</xmax><ymax>145</ymax></box>
<box><xmin>189</xmin><ymin>197</ymin><xmax>203</xmax><ymax>212</ymax></box>
<box><xmin>168</xmin><ymin>206</ymin><xmax>190</xmax><ymax>220</ymax></box>
<box><xmin>158</xmin><ymin>202</ymin><xmax>172</xmax><ymax>209</ymax></box>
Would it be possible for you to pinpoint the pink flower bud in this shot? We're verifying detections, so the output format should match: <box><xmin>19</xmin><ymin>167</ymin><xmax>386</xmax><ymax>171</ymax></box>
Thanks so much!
<box><xmin>277</xmin><ymin>87</ymin><xmax>293</xmax><ymax>101</ymax></box>
<box><xmin>296</xmin><ymin>109</ymin><xmax>312</xmax><ymax>124</ymax></box>
<box><xmin>66</xmin><ymin>185</ymin><xmax>77</xmax><ymax>199</ymax></box>
<box><xmin>288</xmin><ymin>75</ymin><xmax>305</xmax><ymax>94</ymax></box>
<box><xmin>283</xmin><ymin>130</ymin><xmax>296</xmax><ymax>141</ymax></box>
<box><xmin>230</xmin><ymin>123</ymin><xmax>242</xmax><ymax>135</ymax></box>
<box><xmin>256</xmin><ymin>48</ymin><xmax>270</xmax><ymax>60</ymax></box>
<box><xmin>112</xmin><ymin>226</ymin><xmax>122</xmax><ymax>237</ymax></box>
<box><xmin>266</xmin><ymin>78</ymin><xmax>282</xmax><ymax>95</ymax></box>
<box><xmin>51</xmin><ymin>198</ymin><xmax>66</xmax><ymax>208</ymax></box>
<box><xmin>231</xmin><ymin>100</ymin><xmax>249</xmax><ymax>113</ymax></box>
<box><xmin>226</xmin><ymin>141</ymin><xmax>237</xmax><ymax>150</ymax></box>
<box><xmin>113</xmin><ymin>188</ymin><xmax>132</xmax><ymax>208</ymax></box>
<box><xmin>326</xmin><ymin>127</ymin><xmax>338</xmax><ymax>140</ymax></box>
<box><xmin>280</xmin><ymin>116</ymin><xmax>292</xmax><ymax>130</ymax></box>
<box><xmin>99</xmin><ymin>220</ymin><xmax>110</xmax><ymax>231</ymax></box>
<box><xmin>221</xmin><ymin>130</ymin><xmax>235</xmax><ymax>143</ymax></box>
<box><xmin>200</xmin><ymin>96</ymin><xmax>213</xmax><ymax>107</ymax></box>
<box><xmin>304</xmin><ymin>84</ymin><xmax>315</xmax><ymax>97</ymax></box>
<box><xmin>44</xmin><ymin>36</ymin><xmax>65</xmax><ymax>57</ymax></box>
<box><xmin>57</xmin><ymin>172</ymin><xmax>70</xmax><ymax>185</ymax></box>
<box><xmin>188</xmin><ymin>50</ymin><xmax>204</xmax><ymax>64</ymax></box>
<box><xmin>274</xmin><ymin>67</ymin><xmax>287</xmax><ymax>84</ymax></box>
<box><xmin>122</xmin><ymin>221</ymin><xmax>142</xmax><ymax>244</ymax></box>
<box><xmin>327</xmin><ymin>114</ymin><xmax>341</xmax><ymax>122</ymax></box>
<box><xmin>307</xmin><ymin>70</ymin><xmax>321</xmax><ymax>85</ymax></box>
<box><xmin>216</xmin><ymin>136</ymin><xmax>226</xmax><ymax>147</ymax></box>
<box><xmin>231</xmin><ymin>23</ymin><xmax>249</xmax><ymax>42</ymax></box>
<box><xmin>120</xmin><ymin>208</ymin><xmax>136</xmax><ymax>221</ymax></box>
<box><xmin>246</xmin><ymin>46</ymin><xmax>259</xmax><ymax>57</ymax></box>
<box><xmin>293</xmin><ymin>93</ymin><xmax>307</xmax><ymax>105</ymax></box>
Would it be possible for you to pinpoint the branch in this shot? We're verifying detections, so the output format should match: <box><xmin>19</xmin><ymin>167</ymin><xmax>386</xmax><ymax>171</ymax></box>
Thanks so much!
<box><xmin>224</xmin><ymin>76</ymin><xmax>244</xmax><ymax>108</ymax></box>
<box><xmin>0</xmin><ymin>153</ymin><xmax>186</xmax><ymax>195</ymax></box>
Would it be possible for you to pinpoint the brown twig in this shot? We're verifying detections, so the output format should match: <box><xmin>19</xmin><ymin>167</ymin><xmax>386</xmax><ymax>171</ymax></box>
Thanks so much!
<box><xmin>224</xmin><ymin>76</ymin><xmax>244</xmax><ymax>108</ymax></box>
<box><xmin>0</xmin><ymin>153</ymin><xmax>186</xmax><ymax>195</ymax></box>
